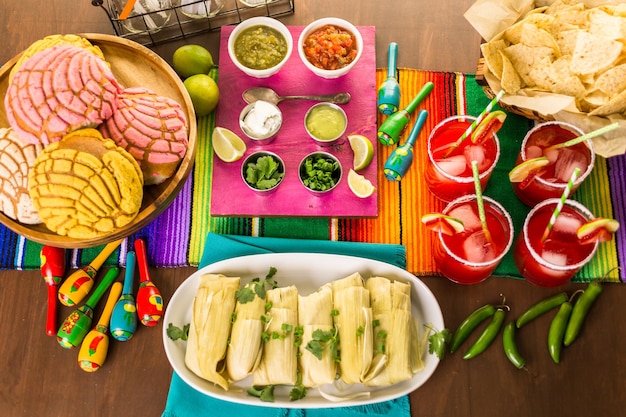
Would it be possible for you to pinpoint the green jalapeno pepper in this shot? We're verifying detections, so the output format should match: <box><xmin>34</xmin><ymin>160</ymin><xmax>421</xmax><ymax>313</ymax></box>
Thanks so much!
<box><xmin>463</xmin><ymin>308</ymin><xmax>506</xmax><ymax>360</ymax></box>
<box><xmin>502</xmin><ymin>321</ymin><xmax>525</xmax><ymax>369</ymax></box>
<box><xmin>449</xmin><ymin>304</ymin><xmax>496</xmax><ymax>354</ymax></box>
<box><xmin>547</xmin><ymin>300</ymin><xmax>573</xmax><ymax>364</ymax></box>
<box><xmin>564</xmin><ymin>280</ymin><xmax>603</xmax><ymax>346</ymax></box>
<box><xmin>516</xmin><ymin>292</ymin><xmax>568</xmax><ymax>328</ymax></box>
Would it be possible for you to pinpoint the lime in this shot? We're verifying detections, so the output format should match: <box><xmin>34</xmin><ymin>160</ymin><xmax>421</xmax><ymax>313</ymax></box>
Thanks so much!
<box><xmin>577</xmin><ymin>218</ymin><xmax>620</xmax><ymax>244</ymax></box>
<box><xmin>508</xmin><ymin>156</ymin><xmax>550</xmax><ymax>183</ymax></box>
<box><xmin>212</xmin><ymin>127</ymin><xmax>246</xmax><ymax>162</ymax></box>
<box><xmin>347</xmin><ymin>169</ymin><xmax>375</xmax><ymax>198</ymax></box>
<box><xmin>172</xmin><ymin>44</ymin><xmax>214</xmax><ymax>79</ymax></box>
<box><xmin>471</xmin><ymin>110</ymin><xmax>506</xmax><ymax>144</ymax></box>
<box><xmin>347</xmin><ymin>134</ymin><xmax>374</xmax><ymax>171</ymax></box>
<box><xmin>421</xmin><ymin>213</ymin><xmax>464</xmax><ymax>235</ymax></box>
<box><xmin>183</xmin><ymin>74</ymin><xmax>219</xmax><ymax>117</ymax></box>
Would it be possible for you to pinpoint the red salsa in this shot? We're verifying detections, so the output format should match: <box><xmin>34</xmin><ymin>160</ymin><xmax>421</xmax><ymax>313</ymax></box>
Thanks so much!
<box><xmin>302</xmin><ymin>25</ymin><xmax>358</xmax><ymax>70</ymax></box>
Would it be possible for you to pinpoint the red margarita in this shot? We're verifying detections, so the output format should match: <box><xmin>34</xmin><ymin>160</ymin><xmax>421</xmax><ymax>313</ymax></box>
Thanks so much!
<box><xmin>426</xmin><ymin>115</ymin><xmax>500</xmax><ymax>202</ymax></box>
<box><xmin>512</xmin><ymin>121</ymin><xmax>594</xmax><ymax>207</ymax></box>
<box><xmin>433</xmin><ymin>195</ymin><xmax>513</xmax><ymax>284</ymax></box>
<box><xmin>513</xmin><ymin>199</ymin><xmax>598</xmax><ymax>287</ymax></box>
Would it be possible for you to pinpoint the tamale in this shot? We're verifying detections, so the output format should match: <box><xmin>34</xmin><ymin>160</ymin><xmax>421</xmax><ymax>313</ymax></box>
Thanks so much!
<box><xmin>253</xmin><ymin>285</ymin><xmax>299</xmax><ymax>386</ymax></box>
<box><xmin>364</xmin><ymin>276</ymin><xmax>413</xmax><ymax>386</ymax></box>
<box><xmin>185</xmin><ymin>273</ymin><xmax>240</xmax><ymax>391</ymax></box>
<box><xmin>331</xmin><ymin>273</ymin><xmax>373</xmax><ymax>384</ymax></box>
<box><xmin>298</xmin><ymin>283</ymin><xmax>337</xmax><ymax>388</ymax></box>
<box><xmin>225</xmin><ymin>281</ymin><xmax>266</xmax><ymax>381</ymax></box>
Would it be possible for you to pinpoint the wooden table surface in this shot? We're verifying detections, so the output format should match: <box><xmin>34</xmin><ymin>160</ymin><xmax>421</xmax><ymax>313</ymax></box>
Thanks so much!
<box><xmin>1</xmin><ymin>1</ymin><xmax>625</xmax><ymax>416</ymax></box>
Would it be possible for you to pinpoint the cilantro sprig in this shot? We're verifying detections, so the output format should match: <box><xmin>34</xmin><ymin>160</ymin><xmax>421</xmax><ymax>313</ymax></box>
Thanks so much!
<box><xmin>236</xmin><ymin>267</ymin><xmax>278</xmax><ymax>304</ymax></box>
<box><xmin>425</xmin><ymin>324</ymin><xmax>451</xmax><ymax>360</ymax></box>
<box><xmin>305</xmin><ymin>327</ymin><xmax>340</xmax><ymax>362</ymax></box>
<box><xmin>166</xmin><ymin>323</ymin><xmax>190</xmax><ymax>341</ymax></box>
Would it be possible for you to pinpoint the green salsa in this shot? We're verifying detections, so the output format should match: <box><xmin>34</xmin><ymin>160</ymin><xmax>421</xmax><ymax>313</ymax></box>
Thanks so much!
<box><xmin>305</xmin><ymin>105</ymin><xmax>347</xmax><ymax>141</ymax></box>
<box><xmin>234</xmin><ymin>25</ymin><xmax>288</xmax><ymax>70</ymax></box>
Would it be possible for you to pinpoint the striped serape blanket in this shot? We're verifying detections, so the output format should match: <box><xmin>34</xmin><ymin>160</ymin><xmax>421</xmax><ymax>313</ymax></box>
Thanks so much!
<box><xmin>1</xmin><ymin>68</ymin><xmax>623</xmax><ymax>283</ymax></box>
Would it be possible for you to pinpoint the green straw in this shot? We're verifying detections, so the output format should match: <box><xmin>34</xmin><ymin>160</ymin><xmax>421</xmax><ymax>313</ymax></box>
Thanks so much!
<box><xmin>471</xmin><ymin>160</ymin><xmax>492</xmax><ymax>243</ymax></box>
<box><xmin>443</xmin><ymin>90</ymin><xmax>505</xmax><ymax>158</ymax></box>
<box><xmin>546</xmin><ymin>122</ymin><xmax>620</xmax><ymax>151</ymax></box>
<box><xmin>541</xmin><ymin>167</ymin><xmax>581</xmax><ymax>242</ymax></box>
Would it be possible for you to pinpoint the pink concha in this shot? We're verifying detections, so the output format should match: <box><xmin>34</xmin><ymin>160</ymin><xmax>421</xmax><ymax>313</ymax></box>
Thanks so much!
<box><xmin>4</xmin><ymin>44</ymin><xmax>121</xmax><ymax>146</ymax></box>
<box><xmin>100</xmin><ymin>87</ymin><xmax>188</xmax><ymax>185</ymax></box>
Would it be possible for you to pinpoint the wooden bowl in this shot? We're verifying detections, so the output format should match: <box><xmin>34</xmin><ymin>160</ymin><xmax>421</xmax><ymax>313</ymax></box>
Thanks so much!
<box><xmin>0</xmin><ymin>33</ymin><xmax>197</xmax><ymax>248</ymax></box>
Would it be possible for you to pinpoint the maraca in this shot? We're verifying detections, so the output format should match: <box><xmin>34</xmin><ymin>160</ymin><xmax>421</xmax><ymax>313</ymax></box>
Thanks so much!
<box><xmin>58</xmin><ymin>239</ymin><xmax>122</xmax><ymax>307</ymax></box>
<box><xmin>134</xmin><ymin>238</ymin><xmax>163</xmax><ymax>326</ymax></box>
<box><xmin>40</xmin><ymin>246</ymin><xmax>66</xmax><ymax>336</ymax></box>
<box><xmin>378</xmin><ymin>81</ymin><xmax>434</xmax><ymax>146</ymax></box>
<box><xmin>384</xmin><ymin>109</ymin><xmax>429</xmax><ymax>181</ymax></box>
<box><xmin>57</xmin><ymin>267</ymin><xmax>119</xmax><ymax>349</ymax></box>
<box><xmin>377</xmin><ymin>42</ymin><xmax>400</xmax><ymax>115</ymax></box>
<box><xmin>110</xmin><ymin>251</ymin><xmax>138</xmax><ymax>341</ymax></box>
<box><xmin>78</xmin><ymin>281</ymin><xmax>122</xmax><ymax>372</ymax></box>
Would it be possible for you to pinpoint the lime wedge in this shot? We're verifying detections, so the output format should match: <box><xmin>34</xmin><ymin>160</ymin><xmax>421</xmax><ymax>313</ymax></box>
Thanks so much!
<box><xmin>577</xmin><ymin>218</ymin><xmax>620</xmax><ymax>244</ymax></box>
<box><xmin>212</xmin><ymin>127</ymin><xmax>246</xmax><ymax>162</ymax></box>
<box><xmin>421</xmin><ymin>213</ymin><xmax>464</xmax><ymax>235</ymax></box>
<box><xmin>348</xmin><ymin>134</ymin><xmax>375</xmax><ymax>171</ymax></box>
<box><xmin>347</xmin><ymin>169</ymin><xmax>375</xmax><ymax>198</ymax></box>
<box><xmin>509</xmin><ymin>156</ymin><xmax>550</xmax><ymax>183</ymax></box>
<box><xmin>470</xmin><ymin>110</ymin><xmax>506</xmax><ymax>144</ymax></box>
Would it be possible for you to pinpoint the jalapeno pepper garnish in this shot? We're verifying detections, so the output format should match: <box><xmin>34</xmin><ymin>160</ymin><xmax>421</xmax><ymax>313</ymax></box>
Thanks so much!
<box><xmin>502</xmin><ymin>321</ymin><xmax>526</xmax><ymax>369</ymax></box>
<box><xmin>449</xmin><ymin>304</ymin><xmax>496</xmax><ymax>354</ymax></box>
<box><xmin>547</xmin><ymin>296</ymin><xmax>575</xmax><ymax>364</ymax></box>
<box><xmin>463</xmin><ymin>307</ymin><xmax>506</xmax><ymax>360</ymax></box>
<box><xmin>564</xmin><ymin>280</ymin><xmax>603</xmax><ymax>346</ymax></box>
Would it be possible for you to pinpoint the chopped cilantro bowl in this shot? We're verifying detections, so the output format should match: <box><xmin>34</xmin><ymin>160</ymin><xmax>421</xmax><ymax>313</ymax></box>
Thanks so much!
<box><xmin>242</xmin><ymin>151</ymin><xmax>285</xmax><ymax>192</ymax></box>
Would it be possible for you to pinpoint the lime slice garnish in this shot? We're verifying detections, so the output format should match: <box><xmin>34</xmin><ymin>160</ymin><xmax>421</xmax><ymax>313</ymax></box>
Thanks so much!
<box><xmin>421</xmin><ymin>213</ymin><xmax>464</xmax><ymax>235</ymax></box>
<box><xmin>577</xmin><ymin>218</ymin><xmax>620</xmax><ymax>244</ymax></box>
<box><xmin>212</xmin><ymin>127</ymin><xmax>246</xmax><ymax>162</ymax></box>
<box><xmin>348</xmin><ymin>134</ymin><xmax>375</xmax><ymax>171</ymax></box>
<box><xmin>509</xmin><ymin>156</ymin><xmax>550</xmax><ymax>183</ymax></box>
<box><xmin>470</xmin><ymin>110</ymin><xmax>506</xmax><ymax>144</ymax></box>
<box><xmin>347</xmin><ymin>169</ymin><xmax>375</xmax><ymax>198</ymax></box>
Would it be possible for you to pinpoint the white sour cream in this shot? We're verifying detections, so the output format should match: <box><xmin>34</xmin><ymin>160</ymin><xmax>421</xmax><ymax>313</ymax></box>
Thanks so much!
<box><xmin>240</xmin><ymin>100</ymin><xmax>282</xmax><ymax>138</ymax></box>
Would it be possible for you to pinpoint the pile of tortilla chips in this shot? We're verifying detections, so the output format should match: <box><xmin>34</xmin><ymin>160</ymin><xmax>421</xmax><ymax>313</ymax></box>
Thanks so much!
<box><xmin>481</xmin><ymin>0</ymin><xmax>626</xmax><ymax>116</ymax></box>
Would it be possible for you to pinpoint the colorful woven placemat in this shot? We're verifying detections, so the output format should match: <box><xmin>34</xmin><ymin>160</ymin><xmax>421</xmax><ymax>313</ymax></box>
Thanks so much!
<box><xmin>1</xmin><ymin>68</ymin><xmax>623</xmax><ymax>283</ymax></box>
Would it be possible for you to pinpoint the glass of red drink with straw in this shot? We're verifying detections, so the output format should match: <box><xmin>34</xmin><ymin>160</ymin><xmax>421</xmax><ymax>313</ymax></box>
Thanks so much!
<box><xmin>511</xmin><ymin>121</ymin><xmax>594</xmax><ymax>207</ymax></box>
<box><xmin>433</xmin><ymin>193</ymin><xmax>514</xmax><ymax>284</ymax></box>
<box><xmin>513</xmin><ymin>197</ymin><xmax>598</xmax><ymax>287</ymax></box>
<box><xmin>425</xmin><ymin>115</ymin><xmax>501</xmax><ymax>202</ymax></box>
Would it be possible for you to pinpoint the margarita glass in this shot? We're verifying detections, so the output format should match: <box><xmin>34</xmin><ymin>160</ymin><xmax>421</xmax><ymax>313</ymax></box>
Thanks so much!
<box><xmin>513</xmin><ymin>198</ymin><xmax>598</xmax><ymax>287</ymax></box>
<box><xmin>512</xmin><ymin>121</ymin><xmax>594</xmax><ymax>207</ymax></box>
<box><xmin>433</xmin><ymin>194</ymin><xmax>514</xmax><ymax>284</ymax></box>
<box><xmin>425</xmin><ymin>115</ymin><xmax>501</xmax><ymax>202</ymax></box>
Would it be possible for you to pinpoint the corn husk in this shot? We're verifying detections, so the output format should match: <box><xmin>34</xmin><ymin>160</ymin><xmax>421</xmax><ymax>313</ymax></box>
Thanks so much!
<box><xmin>185</xmin><ymin>274</ymin><xmax>240</xmax><ymax>390</ymax></box>
<box><xmin>253</xmin><ymin>285</ymin><xmax>299</xmax><ymax>386</ymax></box>
<box><xmin>364</xmin><ymin>277</ymin><xmax>413</xmax><ymax>386</ymax></box>
<box><xmin>298</xmin><ymin>283</ymin><xmax>337</xmax><ymax>388</ymax></box>
<box><xmin>332</xmin><ymin>273</ymin><xmax>373</xmax><ymax>384</ymax></box>
<box><xmin>225</xmin><ymin>281</ymin><xmax>266</xmax><ymax>381</ymax></box>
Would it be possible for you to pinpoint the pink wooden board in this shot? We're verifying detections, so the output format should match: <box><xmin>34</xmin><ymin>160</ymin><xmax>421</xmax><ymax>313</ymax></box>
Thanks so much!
<box><xmin>211</xmin><ymin>25</ymin><xmax>378</xmax><ymax>217</ymax></box>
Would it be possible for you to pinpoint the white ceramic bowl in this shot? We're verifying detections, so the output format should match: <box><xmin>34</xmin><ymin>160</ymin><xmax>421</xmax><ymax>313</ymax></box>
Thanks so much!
<box><xmin>228</xmin><ymin>16</ymin><xmax>293</xmax><ymax>78</ymax></box>
<box><xmin>298</xmin><ymin>17</ymin><xmax>363</xmax><ymax>79</ymax></box>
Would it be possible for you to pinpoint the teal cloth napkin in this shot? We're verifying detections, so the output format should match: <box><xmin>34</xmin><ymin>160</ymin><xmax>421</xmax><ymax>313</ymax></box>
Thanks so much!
<box><xmin>162</xmin><ymin>233</ymin><xmax>410</xmax><ymax>417</ymax></box>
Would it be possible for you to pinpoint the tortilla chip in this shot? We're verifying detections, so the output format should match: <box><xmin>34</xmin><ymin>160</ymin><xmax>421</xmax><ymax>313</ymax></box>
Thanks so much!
<box><xmin>580</xmin><ymin>90</ymin><xmax>610</xmax><ymax>113</ymax></box>
<box><xmin>520</xmin><ymin>23</ymin><xmax>561</xmax><ymax>56</ymax></box>
<box><xmin>596</xmin><ymin>64</ymin><xmax>626</xmax><ymax>97</ymax></box>
<box><xmin>589</xmin><ymin>9</ymin><xmax>626</xmax><ymax>40</ymax></box>
<box><xmin>554</xmin><ymin>29</ymin><xmax>579</xmax><ymax>56</ymax></box>
<box><xmin>504</xmin><ymin>44</ymin><xmax>555</xmax><ymax>86</ymax></box>
<box><xmin>570</xmin><ymin>31</ymin><xmax>622</xmax><ymax>75</ymax></box>
<box><xmin>589</xmin><ymin>89</ymin><xmax>626</xmax><ymax>116</ymax></box>
<box><xmin>500</xmin><ymin>51</ymin><xmax>522</xmax><ymax>94</ymax></box>
<box><xmin>481</xmin><ymin>39</ymin><xmax>507</xmax><ymax>81</ymax></box>
<box><xmin>504</xmin><ymin>13</ymin><xmax>555</xmax><ymax>44</ymax></box>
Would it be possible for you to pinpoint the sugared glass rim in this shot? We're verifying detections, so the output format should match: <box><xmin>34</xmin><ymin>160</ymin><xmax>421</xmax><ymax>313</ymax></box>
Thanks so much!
<box><xmin>522</xmin><ymin>198</ymin><xmax>598</xmax><ymax>271</ymax></box>
<box><xmin>519</xmin><ymin>121</ymin><xmax>595</xmax><ymax>189</ymax></box>
<box><xmin>427</xmin><ymin>115</ymin><xmax>501</xmax><ymax>184</ymax></box>
<box><xmin>439</xmin><ymin>194</ymin><xmax>514</xmax><ymax>267</ymax></box>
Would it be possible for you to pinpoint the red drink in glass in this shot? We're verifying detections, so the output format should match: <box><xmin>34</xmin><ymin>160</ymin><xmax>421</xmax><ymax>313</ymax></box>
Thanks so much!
<box><xmin>513</xmin><ymin>199</ymin><xmax>598</xmax><ymax>287</ymax></box>
<box><xmin>512</xmin><ymin>121</ymin><xmax>594</xmax><ymax>207</ymax></box>
<box><xmin>426</xmin><ymin>115</ymin><xmax>500</xmax><ymax>202</ymax></box>
<box><xmin>433</xmin><ymin>195</ymin><xmax>513</xmax><ymax>284</ymax></box>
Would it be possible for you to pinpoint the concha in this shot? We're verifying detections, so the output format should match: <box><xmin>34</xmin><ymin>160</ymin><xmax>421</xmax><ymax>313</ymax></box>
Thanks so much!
<box><xmin>28</xmin><ymin>128</ymin><xmax>144</xmax><ymax>239</ymax></box>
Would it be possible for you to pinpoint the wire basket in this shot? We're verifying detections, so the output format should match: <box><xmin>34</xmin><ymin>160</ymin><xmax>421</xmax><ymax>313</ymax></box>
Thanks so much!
<box><xmin>92</xmin><ymin>0</ymin><xmax>295</xmax><ymax>47</ymax></box>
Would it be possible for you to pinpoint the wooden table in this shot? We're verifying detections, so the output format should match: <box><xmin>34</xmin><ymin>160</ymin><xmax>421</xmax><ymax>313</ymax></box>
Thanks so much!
<box><xmin>1</xmin><ymin>1</ymin><xmax>624</xmax><ymax>416</ymax></box>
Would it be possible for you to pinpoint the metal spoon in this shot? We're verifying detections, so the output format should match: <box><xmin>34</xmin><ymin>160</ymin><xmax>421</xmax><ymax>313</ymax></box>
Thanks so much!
<box><xmin>242</xmin><ymin>87</ymin><xmax>351</xmax><ymax>105</ymax></box>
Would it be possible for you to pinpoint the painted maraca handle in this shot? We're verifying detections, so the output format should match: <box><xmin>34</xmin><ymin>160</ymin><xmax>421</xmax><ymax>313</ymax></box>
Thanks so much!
<box><xmin>110</xmin><ymin>251</ymin><xmax>138</xmax><ymax>341</ymax></box>
<box><xmin>378</xmin><ymin>42</ymin><xmax>400</xmax><ymax>115</ymax></box>
<box><xmin>57</xmin><ymin>239</ymin><xmax>123</xmax><ymax>306</ymax></box>
<box><xmin>78</xmin><ymin>282</ymin><xmax>122</xmax><ymax>372</ymax></box>
<box><xmin>134</xmin><ymin>239</ymin><xmax>163</xmax><ymax>326</ymax></box>
<box><xmin>40</xmin><ymin>246</ymin><xmax>66</xmax><ymax>336</ymax></box>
